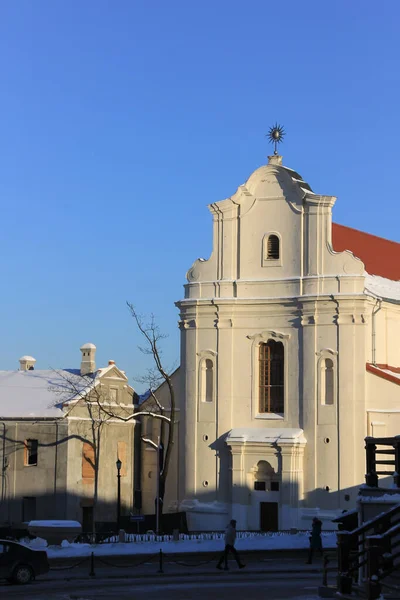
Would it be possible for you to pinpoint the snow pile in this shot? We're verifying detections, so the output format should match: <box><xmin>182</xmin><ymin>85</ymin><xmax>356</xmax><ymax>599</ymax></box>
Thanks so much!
<box><xmin>22</xmin><ymin>531</ymin><xmax>337</xmax><ymax>559</ymax></box>
<box><xmin>24</xmin><ymin>537</ymin><xmax>48</xmax><ymax>548</ymax></box>
<box><xmin>28</xmin><ymin>520</ymin><xmax>81</xmax><ymax>528</ymax></box>
<box><xmin>359</xmin><ymin>493</ymin><xmax>400</xmax><ymax>504</ymax></box>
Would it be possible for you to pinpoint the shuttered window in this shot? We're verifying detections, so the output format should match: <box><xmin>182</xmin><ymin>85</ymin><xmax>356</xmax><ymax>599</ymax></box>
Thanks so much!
<box><xmin>267</xmin><ymin>235</ymin><xmax>280</xmax><ymax>259</ymax></box>
<box><xmin>259</xmin><ymin>340</ymin><xmax>284</xmax><ymax>413</ymax></box>
<box><xmin>82</xmin><ymin>443</ymin><xmax>95</xmax><ymax>479</ymax></box>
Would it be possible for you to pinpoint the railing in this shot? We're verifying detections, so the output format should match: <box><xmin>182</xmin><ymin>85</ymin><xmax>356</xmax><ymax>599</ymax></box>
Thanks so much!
<box><xmin>366</xmin><ymin>521</ymin><xmax>400</xmax><ymax>599</ymax></box>
<box><xmin>337</xmin><ymin>500</ymin><xmax>400</xmax><ymax>597</ymax></box>
<box><xmin>74</xmin><ymin>529</ymin><xmax>335</xmax><ymax>545</ymax></box>
<box><xmin>365</xmin><ymin>435</ymin><xmax>400</xmax><ymax>488</ymax></box>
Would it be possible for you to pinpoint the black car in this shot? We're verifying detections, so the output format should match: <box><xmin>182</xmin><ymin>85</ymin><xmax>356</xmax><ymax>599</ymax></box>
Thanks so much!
<box><xmin>0</xmin><ymin>539</ymin><xmax>49</xmax><ymax>584</ymax></box>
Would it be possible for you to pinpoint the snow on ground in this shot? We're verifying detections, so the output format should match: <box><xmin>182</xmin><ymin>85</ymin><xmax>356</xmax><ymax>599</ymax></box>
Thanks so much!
<box><xmin>23</xmin><ymin>531</ymin><xmax>337</xmax><ymax>559</ymax></box>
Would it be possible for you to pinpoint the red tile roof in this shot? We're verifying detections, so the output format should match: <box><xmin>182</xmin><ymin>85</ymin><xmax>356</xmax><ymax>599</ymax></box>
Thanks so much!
<box><xmin>366</xmin><ymin>363</ymin><xmax>400</xmax><ymax>386</ymax></box>
<box><xmin>332</xmin><ymin>223</ymin><xmax>400</xmax><ymax>281</ymax></box>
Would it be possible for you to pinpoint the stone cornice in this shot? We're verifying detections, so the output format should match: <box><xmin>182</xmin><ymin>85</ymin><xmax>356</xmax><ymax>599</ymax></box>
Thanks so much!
<box><xmin>247</xmin><ymin>329</ymin><xmax>291</xmax><ymax>341</ymax></box>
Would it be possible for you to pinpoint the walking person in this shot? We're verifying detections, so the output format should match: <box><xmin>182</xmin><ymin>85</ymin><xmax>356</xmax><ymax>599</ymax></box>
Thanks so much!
<box><xmin>306</xmin><ymin>517</ymin><xmax>323</xmax><ymax>564</ymax></box>
<box><xmin>216</xmin><ymin>519</ymin><xmax>245</xmax><ymax>571</ymax></box>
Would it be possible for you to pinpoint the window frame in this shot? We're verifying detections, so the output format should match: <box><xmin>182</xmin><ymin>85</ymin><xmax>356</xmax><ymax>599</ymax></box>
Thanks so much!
<box><xmin>24</xmin><ymin>439</ymin><xmax>38</xmax><ymax>467</ymax></box>
<box><xmin>262</xmin><ymin>232</ymin><xmax>282</xmax><ymax>267</ymax></box>
<box><xmin>248</xmin><ymin>330</ymin><xmax>290</xmax><ymax>421</ymax></box>
<box><xmin>82</xmin><ymin>442</ymin><xmax>95</xmax><ymax>480</ymax></box>
<box><xmin>197</xmin><ymin>350</ymin><xmax>217</xmax><ymax>405</ymax></box>
<box><xmin>317</xmin><ymin>349</ymin><xmax>338</xmax><ymax>408</ymax></box>
<box><xmin>259</xmin><ymin>340</ymin><xmax>284</xmax><ymax>414</ymax></box>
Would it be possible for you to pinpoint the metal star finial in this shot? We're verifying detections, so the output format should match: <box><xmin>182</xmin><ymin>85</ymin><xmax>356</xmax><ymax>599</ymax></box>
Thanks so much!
<box><xmin>267</xmin><ymin>123</ymin><xmax>285</xmax><ymax>155</ymax></box>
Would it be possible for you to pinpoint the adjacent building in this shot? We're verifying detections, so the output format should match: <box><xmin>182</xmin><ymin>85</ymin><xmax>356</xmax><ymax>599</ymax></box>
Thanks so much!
<box><xmin>0</xmin><ymin>344</ymin><xmax>137</xmax><ymax>530</ymax></box>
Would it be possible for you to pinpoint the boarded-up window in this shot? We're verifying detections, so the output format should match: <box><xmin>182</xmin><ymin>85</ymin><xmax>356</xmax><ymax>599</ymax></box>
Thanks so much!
<box><xmin>117</xmin><ymin>441</ymin><xmax>128</xmax><ymax>477</ymax></box>
<box><xmin>82</xmin><ymin>443</ymin><xmax>95</xmax><ymax>479</ymax></box>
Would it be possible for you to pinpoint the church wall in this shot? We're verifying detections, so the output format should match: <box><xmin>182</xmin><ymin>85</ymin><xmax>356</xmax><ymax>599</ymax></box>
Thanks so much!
<box><xmin>176</xmin><ymin>155</ymin><xmax>397</xmax><ymax>532</ymax></box>
<box><xmin>366</xmin><ymin>373</ymin><xmax>400</xmax><ymax>412</ymax></box>
<box><xmin>367</xmin><ymin>408</ymin><xmax>400</xmax><ymax>438</ymax></box>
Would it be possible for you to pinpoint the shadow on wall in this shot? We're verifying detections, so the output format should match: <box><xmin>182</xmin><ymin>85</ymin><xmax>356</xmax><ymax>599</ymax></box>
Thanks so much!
<box><xmin>0</xmin><ymin>424</ymin><xmax>135</xmax><ymax>531</ymax></box>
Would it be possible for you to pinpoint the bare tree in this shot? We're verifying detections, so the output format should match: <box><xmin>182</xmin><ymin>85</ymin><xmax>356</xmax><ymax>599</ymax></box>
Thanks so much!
<box><xmin>126</xmin><ymin>303</ymin><xmax>176</xmax><ymax>530</ymax></box>
<box><xmin>49</xmin><ymin>370</ymin><xmax>118</xmax><ymax>533</ymax></box>
<box><xmin>50</xmin><ymin>306</ymin><xmax>176</xmax><ymax>533</ymax></box>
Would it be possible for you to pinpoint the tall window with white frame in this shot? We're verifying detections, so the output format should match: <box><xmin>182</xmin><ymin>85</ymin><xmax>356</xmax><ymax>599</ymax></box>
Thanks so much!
<box><xmin>259</xmin><ymin>340</ymin><xmax>284</xmax><ymax>414</ymax></box>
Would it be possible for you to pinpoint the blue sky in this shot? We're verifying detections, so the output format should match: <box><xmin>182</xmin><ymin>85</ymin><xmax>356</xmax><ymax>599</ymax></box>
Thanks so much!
<box><xmin>0</xmin><ymin>1</ymin><xmax>399</xmax><ymax>389</ymax></box>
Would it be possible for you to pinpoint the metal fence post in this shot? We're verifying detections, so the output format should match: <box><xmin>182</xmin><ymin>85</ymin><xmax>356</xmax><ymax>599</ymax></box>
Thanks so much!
<box><xmin>158</xmin><ymin>548</ymin><xmax>164</xmax><ymax>574</ymax></box>
<box><xmin>322</xmin><ymin>555</ymin><xmax>329</xmax><ymax>587</ymax></box>
<box><xmin>89</xmin><ymin>551</ymin><xmax>95</xmax><ymax>577</ymax></box>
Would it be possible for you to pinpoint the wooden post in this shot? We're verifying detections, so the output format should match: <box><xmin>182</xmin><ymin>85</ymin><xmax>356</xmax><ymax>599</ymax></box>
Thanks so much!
<box><xmin>394</xmin><ymin>436</ymin><xmax>400</xmax><ymax>488</ymax></box>
<box><xmin>337</xmin><ymin>531</ymin><xmax>353</xmax><ymax>595</ymax></box>
<box><xmin>366</xmin><ymin>537</ymin><xmax>382</xmax><ymax>600</ymax></box>
<box><xmin>365</xmin><ymin>438</ymin><xmax>378</xmax><ymax>487</ymax></box>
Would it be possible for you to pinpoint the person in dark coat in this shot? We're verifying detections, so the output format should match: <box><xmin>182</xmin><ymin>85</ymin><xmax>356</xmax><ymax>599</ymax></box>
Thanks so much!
<box><xmin>216</xmin><ymin>519</ymin><xmax>246</xmax><ymax>570</ymax></box>
<box><xmin>306</xmin><ymin>517</ymin><xmax>323</xmax><ymax>564</ymax></box>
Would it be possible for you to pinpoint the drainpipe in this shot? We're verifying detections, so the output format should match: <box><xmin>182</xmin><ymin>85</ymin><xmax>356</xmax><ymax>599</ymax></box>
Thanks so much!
<box><xmin>371</xmin><ymin>298</ymin><xmax>382</xmax><ymax>366</ymax></box>
<box><xmin>54</xmin><ymin>421</ymin><xmax>59</xmax><ymax>499</ymax></box>
<box><xmin>1</xmin><ymin>422</ymin><xmax>5</xmax><ymax>504</ymax></box>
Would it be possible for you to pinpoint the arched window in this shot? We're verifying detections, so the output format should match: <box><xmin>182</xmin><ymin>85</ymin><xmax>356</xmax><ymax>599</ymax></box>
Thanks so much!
<box><xmin>321</xmin><ymin>358</ymin><xmax>334</xmax><ymax>405</ymax></box>
<box><xmin>201</xmin><ymin>358</ymin><xmax>214</xmax><ymax>403</ymax></box>
<box><xmin>267</xmin><ymin>234</ymin><xmax>280</xmax><ymax>260</ymax></box>
<box><xmin>259</xmin><ymin>340</ymin><xmax>284</xmax><ymax>413</ymax></box>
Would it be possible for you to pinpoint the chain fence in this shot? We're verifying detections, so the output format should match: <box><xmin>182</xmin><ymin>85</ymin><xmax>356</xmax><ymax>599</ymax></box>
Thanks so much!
<box><xmin>48</xmin><ymin>544</ymin><xmax>328</xmax><ymax>579</ymax></box>
<box><xmin>50</xmin><ymin>557</ymin><xmax>90</xmax><ymax>571</ymax></box>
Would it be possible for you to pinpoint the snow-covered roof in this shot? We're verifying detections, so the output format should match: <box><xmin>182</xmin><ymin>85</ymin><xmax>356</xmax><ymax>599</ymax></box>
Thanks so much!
<box><xmin>365</xmin><ymin>274</ymin><xmax>400</xmax><ymax>303</ymax></box>
<box><xmin>226</xmin><ymin>428</ymin><xmax>307</xmax><ymax>445</ymax></box>
<box><xmin>367</xmin><ymin>363</ymin><xmax>400</xmax><ymax>386</ymax></box>
<box><xmin>0</xmin><ymin>369</ymin><xmax>85</xmax><ymax>418</ymax></box>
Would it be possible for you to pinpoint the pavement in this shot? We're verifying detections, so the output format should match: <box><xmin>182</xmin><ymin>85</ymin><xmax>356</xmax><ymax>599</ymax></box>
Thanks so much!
<box><xmin>1</xmin><ymin>569</ymin><xmax>326</xmax><ymax>599</ymax></box>
<box><xmin>1</xmin><ymin>549</ymin><xmax>340</xmax><ymax>600</ymax></box>
<box><xmin>46</xmin><ymin>548</ymin><xmax>337</xmax><ymax>581</ymax></box>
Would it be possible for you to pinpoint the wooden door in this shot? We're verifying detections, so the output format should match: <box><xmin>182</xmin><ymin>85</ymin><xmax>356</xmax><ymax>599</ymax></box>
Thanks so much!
<box><xmin>82</xmin><ymin>507</ymin><xmax>93</xmax><ymax>532</ymax></box>
<box><xmin>260</xmin><ymin>502</ymin><xmax>278</xmax><ymax>531</ymax></box>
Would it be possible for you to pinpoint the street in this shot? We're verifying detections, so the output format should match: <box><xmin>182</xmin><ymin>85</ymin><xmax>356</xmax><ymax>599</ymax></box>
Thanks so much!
<box><xmin>1</xmin><ymin>571</ymin><xmax>323</xmax><ymax>599</ymax></box>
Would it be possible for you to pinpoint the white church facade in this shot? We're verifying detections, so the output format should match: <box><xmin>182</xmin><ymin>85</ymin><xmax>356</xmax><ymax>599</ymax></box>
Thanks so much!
<box><xmin>141</xmin><ymin>152</ymin><xmax>400</xmax><ymax>531</ymax></box>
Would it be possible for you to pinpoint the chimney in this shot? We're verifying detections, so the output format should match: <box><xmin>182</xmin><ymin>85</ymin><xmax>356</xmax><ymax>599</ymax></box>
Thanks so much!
<box><xmin>108</xmin><ymin>360</ymin><xmax>115</xmax><ymax>365</ymax></box>
<box><xmin>19</xmin><ymin>356</ymin><xmax>36</xmax><ymax>371</ymax></box>
<box><xmin>80</xmin><ymin>343</ymin><xmax>96</xmax><ymax>376</ymax></box>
